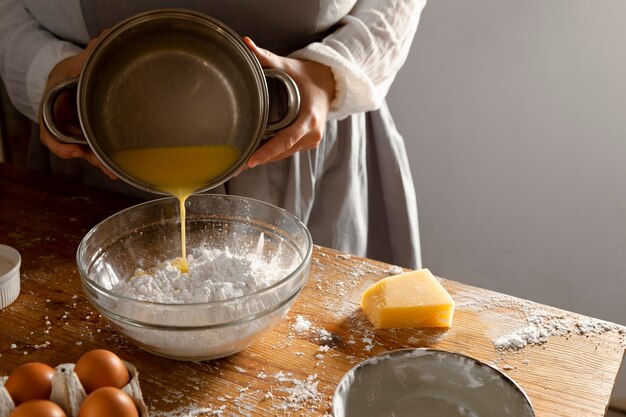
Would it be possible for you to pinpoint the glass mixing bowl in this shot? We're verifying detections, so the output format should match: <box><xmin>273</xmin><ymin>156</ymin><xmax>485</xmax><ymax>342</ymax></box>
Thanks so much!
<box><xmin>77</xmin><ymin>194</ymin><xmax>312</xmax><ymax>361</ymax></box>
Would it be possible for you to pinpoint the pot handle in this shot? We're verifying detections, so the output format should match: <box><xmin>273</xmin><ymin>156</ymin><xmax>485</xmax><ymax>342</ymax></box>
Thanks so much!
<box><xmin>263</xmin><ymin>68</ymin><xmax>300</xmax><ymax>136</ymax></box>
<box><xmin>40</xmin><ymin>78</ymin><xmax>88</xmax><ymax>145</ymax></box>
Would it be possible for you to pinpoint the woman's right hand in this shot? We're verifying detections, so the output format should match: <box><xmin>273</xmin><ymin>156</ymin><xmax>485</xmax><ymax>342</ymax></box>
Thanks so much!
<box><xmin>38</xmin><ymin>35</ymin><xmax>117</xmax><ymax>179</ymax></box>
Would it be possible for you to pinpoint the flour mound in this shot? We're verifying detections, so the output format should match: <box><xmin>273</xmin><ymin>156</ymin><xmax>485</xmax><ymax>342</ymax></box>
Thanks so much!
<box><xmin>112</xmin><ymin>247</ymin><xmax>295</xmax><ymax>304</ymax></box>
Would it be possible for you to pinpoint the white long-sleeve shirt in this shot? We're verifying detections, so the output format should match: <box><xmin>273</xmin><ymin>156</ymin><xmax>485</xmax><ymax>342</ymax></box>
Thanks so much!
<box><xmin>0</xmin><ymin>0</ymin><xmax>426</xmax><ymax>122</ymax></box>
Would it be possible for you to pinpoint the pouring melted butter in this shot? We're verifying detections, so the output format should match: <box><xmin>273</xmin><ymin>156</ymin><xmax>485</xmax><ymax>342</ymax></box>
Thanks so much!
<box><xmin>111</xmin><ymin>145</ymin><xmax>241</xmax><ymax>272</ymax></box>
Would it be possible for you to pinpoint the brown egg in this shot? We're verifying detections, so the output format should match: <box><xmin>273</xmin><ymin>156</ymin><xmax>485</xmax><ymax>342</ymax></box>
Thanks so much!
<box><xmin>8</xmin><ymin>399</ymin><xmax>67</xmax><ymax>417</ymax></box>
<box><xmin>77</xmin><ymin>387</ymin><xmax>139</xmax><ymax>417</ymax></box>
<box><xmin>5</xmin><ymin>362</ymin><xmax>56</xmax><ymax>405</ymax></box>
<box><xmin>74</xmin><ymin>349</ymin><xmax>130</xmax><ymax>394</ymax></box>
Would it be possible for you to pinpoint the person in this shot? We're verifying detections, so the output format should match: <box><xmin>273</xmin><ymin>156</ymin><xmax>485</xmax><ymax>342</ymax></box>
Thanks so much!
<box><xmin>0</xmin><ymin>0</ymin><xmax>425</xmax><ymax>269</ymax></box>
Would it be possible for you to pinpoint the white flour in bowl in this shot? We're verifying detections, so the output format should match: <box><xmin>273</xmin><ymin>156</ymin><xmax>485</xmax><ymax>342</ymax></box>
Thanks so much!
<box><xmin>110</xmin><ymin>247</ymin><xmax>295</xmax><ymax>303</ymax></box>
<box><xmin>93</xmin><ymin>244</ymin><xmax>306</xmax><ymax>360</ymax></box>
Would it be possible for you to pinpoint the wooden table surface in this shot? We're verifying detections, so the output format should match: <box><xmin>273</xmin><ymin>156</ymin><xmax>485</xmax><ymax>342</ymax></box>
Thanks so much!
<box><xmin>0</xmin><ymin>162</ymin><xmax>624</xmax><ymax>417</ymax></box>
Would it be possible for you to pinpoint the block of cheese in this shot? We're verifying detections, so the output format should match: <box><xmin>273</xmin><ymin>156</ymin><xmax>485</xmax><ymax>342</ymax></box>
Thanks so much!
<box><xmin>360</xmin><ymin>268</ymin><xmax>455</xmax><ymax>329</ymax></box>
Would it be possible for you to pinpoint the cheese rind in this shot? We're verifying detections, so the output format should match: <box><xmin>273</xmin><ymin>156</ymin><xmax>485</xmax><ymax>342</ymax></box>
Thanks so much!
<box><xmin>360</xmin><ymin>268</ymin><xmax>455</xmax><ymax>329</ymax></box>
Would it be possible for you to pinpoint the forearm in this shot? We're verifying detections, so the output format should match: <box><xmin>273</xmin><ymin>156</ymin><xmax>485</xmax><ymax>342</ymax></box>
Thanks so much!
<box><xmin>0</xmin><ymin>0</ymin><xmax>82</xmax><ymax>121</ymax></box>
<box><xmin>289</xmin><ymin>0</ymin><xmax>427</xmax><ymax>120</ymax></box>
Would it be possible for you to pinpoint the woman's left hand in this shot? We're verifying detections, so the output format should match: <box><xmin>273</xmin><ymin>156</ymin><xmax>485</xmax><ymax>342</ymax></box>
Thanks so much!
<box><xmin>243</xmin><ymin>37</ymin><xmax>335</xmax><ymax>168</ymax></box>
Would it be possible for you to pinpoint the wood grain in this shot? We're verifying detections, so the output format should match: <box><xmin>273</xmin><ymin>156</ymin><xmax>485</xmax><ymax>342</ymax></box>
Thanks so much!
<box><xmin>0</xmin><ymin>163</ymin><xmax>624</xmax><ymax>416</ymax></box>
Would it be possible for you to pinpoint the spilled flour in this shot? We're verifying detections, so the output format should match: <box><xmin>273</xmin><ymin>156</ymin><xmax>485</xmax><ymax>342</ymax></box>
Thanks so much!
<box><xmin>291</xmin><ymin>315</ymin><xmax>312</xmax><ymax>333</ymax></box>
<box><xmin>455</xmin><ymin>289</ymin><xmax>625</xmax><ymax>351</ymax></box>
<box><xmin>492</xmin><ymin>309</ymin><xmax>623</xmax><ymax>350</ymax></box>
<box><xmin>273</xmin><ymin>372</ymin><xmax>321</xmax><ymax>411</ymax></box>
<box><xmin>150</xmin><ymin>406</ymin><xmax>226</xmax><ymax>417</ymax></box>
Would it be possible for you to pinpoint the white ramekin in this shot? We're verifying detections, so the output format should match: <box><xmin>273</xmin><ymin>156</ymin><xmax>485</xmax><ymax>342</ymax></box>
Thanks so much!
<box><xmin>0</xmin><ymin>244</ymin><xmax>21</xmax><ymax>309</ymax></box>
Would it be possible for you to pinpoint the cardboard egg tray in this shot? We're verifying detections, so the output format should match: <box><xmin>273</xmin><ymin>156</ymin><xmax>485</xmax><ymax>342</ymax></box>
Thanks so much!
<box><xmin>0</xmin><ymin>361</ymin><xmax>148</xmax><ymax>417</ymax></box>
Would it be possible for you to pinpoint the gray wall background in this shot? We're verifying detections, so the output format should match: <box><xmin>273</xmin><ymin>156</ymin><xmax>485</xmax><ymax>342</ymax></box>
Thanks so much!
<box><xmin>386</xmin><ymin>0</ymin><xmax>626</xmax><ymax>405</ymax></box>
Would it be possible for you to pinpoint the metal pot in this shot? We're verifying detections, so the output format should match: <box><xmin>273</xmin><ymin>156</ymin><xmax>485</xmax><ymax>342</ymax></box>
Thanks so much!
<box><xmin>41</xmin><ymin>9</ymin><xmax>300</xmax><ymax>194</ymax></box>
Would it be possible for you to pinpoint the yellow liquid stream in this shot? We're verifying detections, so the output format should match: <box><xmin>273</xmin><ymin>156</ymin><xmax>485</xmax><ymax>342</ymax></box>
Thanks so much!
<box><xmin>111</xmin><ymin>145</ymin><xmax>240</xmax><ymax>272</ymax></box>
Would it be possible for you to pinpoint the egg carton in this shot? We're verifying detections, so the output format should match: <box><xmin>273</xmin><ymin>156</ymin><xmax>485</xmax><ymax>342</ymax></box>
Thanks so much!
<box><xmin>0</xmin><ymin>361</ymin><xmax>148</xmax><ymax>417</ymax></box>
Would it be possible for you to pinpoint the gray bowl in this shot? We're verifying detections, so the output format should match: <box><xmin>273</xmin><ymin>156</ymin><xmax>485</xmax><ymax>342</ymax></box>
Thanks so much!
<box><xmin>333</xmin><ymin>348</ymin><xmax>534</xmax><ymax>417</ymax></box>
<box><xmin>77</xmin><ymin>194</ymin><xmax>312</xmax><ymax>361</ymax></box>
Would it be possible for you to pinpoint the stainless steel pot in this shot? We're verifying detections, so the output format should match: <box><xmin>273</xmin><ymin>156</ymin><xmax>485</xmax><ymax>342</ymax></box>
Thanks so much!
<box><xmin>41</xmin><ymin>9</ymin><xmax>300</xmax><ymax>194</ymax></box>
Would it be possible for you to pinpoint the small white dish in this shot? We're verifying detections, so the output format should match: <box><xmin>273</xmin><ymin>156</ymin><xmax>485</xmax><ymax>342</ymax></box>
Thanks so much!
<box><xmin>333</xmin><ymin>348</ymin><xmax>534</xmax><ymax>417</ymax></box>
<box><xmin>0</xmin><ymin>244</ymin><xmax>21</xmax><ymax>309</ymax></box>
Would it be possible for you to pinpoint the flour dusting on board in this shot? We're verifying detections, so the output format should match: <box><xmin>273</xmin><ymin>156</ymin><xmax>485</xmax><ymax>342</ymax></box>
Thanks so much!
<box><xmin>145</xmin><ymin>369</ymin><xmax>328</xmax><ymax>416</ymax></box>
<box><xmin>292</xmin><ymin>315</ymin><xmax>312</xmax><ymax>333</ymax></box>
<box><xmin>454</xmin><ymin>287</ymin><xmax>626</xmax><ymax>351</ymax></box>
<box><xmin>312</xmin><ymin>250</ymin><xmax>404</xmax><ymax>319</ymax></box>
<box><xmin>273</xmin><ymin>372</ymin><xmax>321</xmax><ymax>411</ymax></box>
<box><xmin>493</xmin><ymin>309</ymin><xmax>624</xmax><ymax>350</ymax></box>
<box><xmin>150</xmin><ymin>405</ymin><xmax>226</xmax><ymax>416</ymax></box>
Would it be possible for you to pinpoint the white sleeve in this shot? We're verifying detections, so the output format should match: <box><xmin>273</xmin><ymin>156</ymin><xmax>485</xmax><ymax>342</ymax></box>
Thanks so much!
<box><xmin>0</xmin><ymin>0</ymin><xmax>82</xmax><ymax>121</ymax></box>
<box><xmin>289</xmin><ymin>0</ymin><xmax>427</xmax><ymax>121</ymax></box>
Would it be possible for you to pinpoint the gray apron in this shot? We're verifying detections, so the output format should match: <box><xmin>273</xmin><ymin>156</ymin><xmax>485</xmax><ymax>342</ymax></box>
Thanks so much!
<box><xmin>29</xmin><ymin>1</ymin><xmax>422</xmax><ymax>269</ymax></box>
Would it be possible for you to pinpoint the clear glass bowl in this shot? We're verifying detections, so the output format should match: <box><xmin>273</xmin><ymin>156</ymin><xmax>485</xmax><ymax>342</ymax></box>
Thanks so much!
<box><xmin>77</xmin><ymin>194</ymin><xmax>312</xmax><ymax>361</ymax></box>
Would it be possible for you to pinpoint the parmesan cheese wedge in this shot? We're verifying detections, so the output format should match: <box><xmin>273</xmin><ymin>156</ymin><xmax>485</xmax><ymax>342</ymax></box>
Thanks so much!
<box><xmin>360</xmin><ymin>268</ymin><xmax>455</xmax><ymax>329</ymax></box>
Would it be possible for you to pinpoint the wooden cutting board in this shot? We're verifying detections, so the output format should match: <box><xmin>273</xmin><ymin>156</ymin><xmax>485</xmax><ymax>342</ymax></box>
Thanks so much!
<box><xmin>0</xmin><ymin>163</ymin><xmax>624</xmax><ymax>416</ymax></box>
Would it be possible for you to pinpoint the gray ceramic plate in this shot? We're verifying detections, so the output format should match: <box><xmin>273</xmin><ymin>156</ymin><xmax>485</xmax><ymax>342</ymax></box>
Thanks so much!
<box><xmin>333</xmin><ymin>348</ymin><xmax>534</xmax><ymax>417</ymax></box>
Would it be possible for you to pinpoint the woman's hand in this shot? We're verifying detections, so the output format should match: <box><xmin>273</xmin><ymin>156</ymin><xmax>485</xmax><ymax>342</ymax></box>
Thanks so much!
<box><xmin>38</xmin><ymin>35</ymin><xmax>116</xmax><ymax>178</ymax></box>
<box><xmin>38</xmin><ymin>36</ymin><xmax>333</xmax><ymax>175</ymax></box>
<box><xmin>243</xmin><ymin>37</ymin><xmax>335</xmax><ymax>168</ymax></box>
